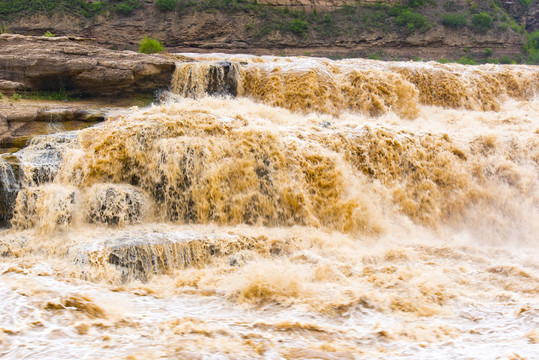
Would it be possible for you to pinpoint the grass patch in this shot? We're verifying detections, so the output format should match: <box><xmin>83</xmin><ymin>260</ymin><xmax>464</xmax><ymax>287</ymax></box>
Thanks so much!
<box><xmin>21</xmin><ymin>89</ymin><xmax>79</xmax><ymax>101</ymax></box>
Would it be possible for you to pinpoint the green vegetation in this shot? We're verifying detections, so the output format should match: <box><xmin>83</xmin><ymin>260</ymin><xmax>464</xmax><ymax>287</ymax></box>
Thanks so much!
<box><xmin>483</xmin><ymin>48</ymin><xmax>493</xmax><ymax>56</ymax></box>
<box><xmin>441</xmin><ymin>14</ymin><xmax>467</xmax><ymax>28</ymax></box>
<box><xmin>115</xmin><ymin>0</ymin><xmax>143</xmax><ymax>15</ymax></box>
<box><xmin>396</xmin><ymin>9</ymin><xmax>429</xmax><ymax>32</ymax></box>
<box><xmin>484</xmin><ymin>58</ymin><xmax>500</xmax><ymax>64</ymax></box>
<box><xmin>458</xmin><ymin>56</ymin><xmax>477</xmax><ymax>65</ymax></box>
<box><xmin>523</xmin><ymin>30</ymin><xmax>539</xmax><ymax>64</ymax></box>
<box><xmin>21</xmin><ymin>88</ymin><xmax>78</xmax><ymax>101</ymax></box>
<box><xmin>500</xmin><ymin>55</ymin><xmax>514</xmax><ymax>64</ymax></box>
<box><xmin>471</xmin><ymin>12</ymin><xmax>493</xmax><ymax>33</ymax></box>
<box><xmin>498</xmin><ymin>23</ymin><xmax>509</xmax><ymax>31</ymax></box>
<box><xmin>10</xmin><ymin>93</ymin><xmax>21</xmax><ymax>101</ymax></box>
<box><xmin>408</xmin><ymin>0</ymin><xmax>425</xmax><ymax>7</ymax></box>
<box><xmin>0</xmin><ymin>92</ymin><xmax>3</xmax><ymax>99</ymax></box>
<box><xmin>138</xmin><ymin>35</ymin><xmax>164</xmax><ymax>54</ymax></box>
<box><xmin>289</xmin><ymin>18</ymin><xmax>308</xmax><ymax>36</ymax></box>
<box><xmin>517</xmin><ymin>0</ymin><xmax>532</xmax><ymax>8</ymax></box>
<box><xmin>43</xmin><ymin>30</ymin><xmax>54</xmax><ymax>37</ymax></box>
<box><xmin>0</xmin><ymin>0</ymin><xmax>535</xmax><ymax>64</ymax></box>
<box><xmin>156</xmin><ymin>0</ymin><xmax>178</xmax><ymax>11</ymax></box>
<box><xmin>0</xmin><ymin>0</ymin><xmax>143</xmax><ymax>20</ymax></box>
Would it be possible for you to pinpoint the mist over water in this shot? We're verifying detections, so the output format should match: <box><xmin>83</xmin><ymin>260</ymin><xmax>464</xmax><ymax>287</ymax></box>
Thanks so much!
<box><xmin>1</xmin><ymin>55</ymin><xmax>538</xmax><ymax>359</ymax></box>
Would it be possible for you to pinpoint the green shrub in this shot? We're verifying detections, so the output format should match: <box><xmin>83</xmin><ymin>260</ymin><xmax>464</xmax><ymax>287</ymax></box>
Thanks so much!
<box><xmin>389</xmin><ymin>4</ymin><xmax>407</xmax><ymax>16</ymax></box>
<box><xmin>396</xmin><ymin>9</ymin><xmax>429</xmax><ymax>32</ymax></box>
<box><xmin>11</xmin><ymin>93</ymin><xmax>21</xmax><ymax>101</ymax></box>
<box><xmin>498</xmin><ymin>23</ymin><xmax>509</xmax><ymax>31</ymax></box>
<box><xmin>116</xmin><ymin>3</ymin><xmax>133</xmax><ymax>15</ymax></box>
<box><xmin>518</xmin><ymin>0</ymin><xmax>532</xmax><ymax>8</ymax></box>
<box><xmin>441</xmin><ymin>14</ymin><xmax>467</xmax><ymax>28</ymax></box>
<box><xmin>88</xmin><ymin>1</ymin><xmax>106</xmax><ymax>13</ymax></box>
<box><xmin>471</xmin><ymin>12</ymin><xmax>493</xmax><ymax>33</ymax></box>
<box><xmin>156</xmin><ymin>0</ymin><xmax>178</xmax><ymax>11</ymax></box>
<box><xmin>408</xmin><ymin>0</ymin><xmax>425</xmax><ymax>7</ymax></box>
<box><xmin>483</xmin><ymin>48</ymin><xmax>493</xmax><ymax>56</ymax></box>
<box><xmin>0</xmin><ymin>92</ymin><xmax>3</xmax><ymax>99</ymax></box>
<box><xmin>458</xmin><ymin>56</ymin><xmax>477</xmax><ymax>65</ymax></box>
<box><xmin>44</xmin><ymin>31</ymin><xmax>55</xmax><ymax>37</ymax></box>
<box><xmin>484</xmin><ymin>58</ymin><xmax>499</xmax><ymax>64</ymax></box>
<box><xmin>138</xmin><ymin>36</ymin><xmax>165</xmax><ymax>54</ymax></box>
<box><xmin>438</xmin><ymin>58</ymin><xmax>451</xmax><ymax>64</ymax></box>
<box><xmin>500</xmin><ymin>55</ymin><xmax>513</xmax><ymax>64</ymax></box>
<box><xmin>289</xmin><ymin>18</ymin><xmax>308</xmax><ymax>36</ymax></box>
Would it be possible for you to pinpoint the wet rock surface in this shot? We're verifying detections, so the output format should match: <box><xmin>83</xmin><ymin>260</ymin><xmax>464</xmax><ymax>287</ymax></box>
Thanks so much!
<box><xmin>0</xmin><ymin>132</ymin><xmax>78</xmax><ymax>226</ymax></box>
<box><xmin>87</xmin><ymin>184</ymin><xmax>146</xmax><ymax>226</ymax></box>
<box><xmin>0</xmin><ymin>34</ymin><xmax>175</xmax><ymax>97</ymax></box>
<box><xmin>0</xmin><ymin>102</ymin><xmax>105</xmax><ymax>152</ymax></box>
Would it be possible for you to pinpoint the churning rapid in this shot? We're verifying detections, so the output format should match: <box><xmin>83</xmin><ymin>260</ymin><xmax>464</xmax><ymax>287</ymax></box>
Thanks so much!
<box><xmin>1</xmin><ymin>55</ymin><xmax>538</xmax><ymax>359</ymax></box>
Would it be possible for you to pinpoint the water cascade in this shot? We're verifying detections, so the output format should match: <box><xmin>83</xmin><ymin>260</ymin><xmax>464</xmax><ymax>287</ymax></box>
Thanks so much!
<box><xmin>1</xmin><ymin>55</ymin><xmax>538</xmax><ymax>359</ymax></box>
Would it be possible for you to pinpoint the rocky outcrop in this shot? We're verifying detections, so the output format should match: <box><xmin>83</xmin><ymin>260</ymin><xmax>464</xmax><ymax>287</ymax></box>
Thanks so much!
<box><xmin>0</xmin><ymin>34</ymin><xmax>176</xmax><ymax>97</ymax></box>
<box><xmin>526</xmin><ymin>1</ymin><xmax>539</xmax><ymax>32</ymax></box>
<box><xmin>0</xmin><ymin>101</ymin><xmax>107</xmax><ymax>152</ymax></box>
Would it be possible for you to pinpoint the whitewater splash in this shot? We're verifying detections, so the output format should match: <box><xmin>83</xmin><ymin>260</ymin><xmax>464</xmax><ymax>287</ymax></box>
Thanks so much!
<box><xmin>1</xmin><ymin>55</ymin><xmax>538</xmax><ymax>359</ymax></box>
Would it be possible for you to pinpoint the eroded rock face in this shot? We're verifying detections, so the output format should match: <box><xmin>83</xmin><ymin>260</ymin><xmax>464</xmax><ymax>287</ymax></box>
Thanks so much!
<box><xmin>527</xmin><ymin>1</ymin><xmax>539</xmax><ymax>32</ymax></box>
<box><xmin>0</xmin><ymin>34</ymin><xmax>175</xmax><ymax>97</ymax></box>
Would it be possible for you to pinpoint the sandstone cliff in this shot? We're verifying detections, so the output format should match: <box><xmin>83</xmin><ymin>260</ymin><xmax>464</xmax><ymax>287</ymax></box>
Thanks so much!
<box><xmin>3</xmin><ymin>0</ymin><xmax>532</xmax><ymax>62</ymax></box>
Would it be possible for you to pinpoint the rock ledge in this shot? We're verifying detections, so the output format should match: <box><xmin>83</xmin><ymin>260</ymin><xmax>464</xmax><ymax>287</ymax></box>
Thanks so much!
<box><xmin>0</xmin><ymin>34</ymin><xmax>175</xmax><ymax>97</ymax></box>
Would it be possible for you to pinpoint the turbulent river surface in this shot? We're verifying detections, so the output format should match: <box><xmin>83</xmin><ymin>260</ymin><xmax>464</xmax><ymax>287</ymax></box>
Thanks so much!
<box><xmin>1</xmin><ymin>55</ymin><xmax>538</xmax><ymax>359</ymax></box>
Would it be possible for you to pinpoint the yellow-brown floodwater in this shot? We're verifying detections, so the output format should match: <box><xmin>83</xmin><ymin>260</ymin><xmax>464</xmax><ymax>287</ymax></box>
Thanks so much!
<box><xmin>1</xmin><ymin>55</ymin><xmax>538</xmax><ymax>359</ymax></box>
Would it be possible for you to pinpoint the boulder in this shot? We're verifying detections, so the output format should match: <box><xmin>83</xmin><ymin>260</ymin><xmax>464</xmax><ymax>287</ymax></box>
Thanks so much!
<box><xmin>0</xmin><ymin>34</ymin><xmax>175</xmax><ymax>97</ymax></box>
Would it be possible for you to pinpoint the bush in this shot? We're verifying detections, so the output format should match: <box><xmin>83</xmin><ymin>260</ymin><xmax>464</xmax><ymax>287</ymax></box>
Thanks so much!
<box><xmin>484</xmin><ymin>58</ymin><xmax>499</xmax><ymax>64</ymax></box>
<box><xmin>498</xmin><ymin>23</ymin><xmax>509</xmax><ymax>31</ymax></box>
<box><xmin>44</xmin><ymin>31</ymin><xmax>55</xmax><ymax>37</ymax></box>
<box><xmin>471</xmin><ymin>12</ymin><xmax>493</xmax><ymax>33</ymax></box>
<box><xmin>289</xmin><ymin>18</ymin><xmax>308</xmax><ymax>36</ymax></box>
<box><xmin>458</xmin><ymin>56</ymin><xmax>477</xmax><ymax>65</ymax></box>
<box><xmin>441</xmin><ymin>14</ymin><xmax>467</xmax><ymax>28</ymax></box>
<box><xmin>483</xmin><ymin>48</ymin><xmax>493</xmax><ymax>56</ymax></box>
<box><xmin>396</xmin><ymin>9</ymin><xmax>429</xmax><ymax>32</ymax></box>
<box><xmin>139</xmin><ymin>36</ymin><xmax>165</xmax><ymax>54</ymax></box>
<box><xmin>500</xmin><ymin>55</ymin><xmax>513</xmax><ymax>64</ymax></box>
<box><xmin>389</xmin><ymin>4</ymin><xmax>407</xmax><ymax>16</ymax></box>
<box><xmin>156</xmin><ymin>0</ymin><xmax>178</xmax><ymax>11</ymax></box>
<box><xmin>408</xmin><ymin>0</ymin><xmax>425</xmax><ymax>7</ymax></box>
<box><xmin>116</xmin><ymin>3</ymin><xmax>133</xmax><ymax>15</ymax></box>
<box><xmin>0</xmin><ymin>92</ymin><xmax>3</xmax><ymax>99</ymax></box>
<box><xmin>88</xmin><ymin>1</ymin><xmax>106</xmax><ymax>13</ymax></box>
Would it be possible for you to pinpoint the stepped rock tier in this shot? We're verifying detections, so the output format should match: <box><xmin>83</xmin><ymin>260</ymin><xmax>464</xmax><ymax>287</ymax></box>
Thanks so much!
<box><xmin>0</xmin><ymin>34</ymin><xmax>176</xmax><ymax>97</ymax></box>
